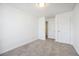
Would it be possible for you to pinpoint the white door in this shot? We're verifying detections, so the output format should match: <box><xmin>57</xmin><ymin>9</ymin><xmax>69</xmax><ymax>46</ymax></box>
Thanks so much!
<box><xmin>55</xmin><ymin>12</ymin><xmax>72</xmax><ymax>44</ymax></box>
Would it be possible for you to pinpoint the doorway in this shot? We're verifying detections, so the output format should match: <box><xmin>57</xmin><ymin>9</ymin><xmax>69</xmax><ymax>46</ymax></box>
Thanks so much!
<box><xmin>45</xmin><ymin>21</ymin><xmax>48</xmax><ymax>39</ymax></box>
<box><xmin>45</xmin><ymin>17</ymin><xmax>55</xmax><ymax>40</ymax></box>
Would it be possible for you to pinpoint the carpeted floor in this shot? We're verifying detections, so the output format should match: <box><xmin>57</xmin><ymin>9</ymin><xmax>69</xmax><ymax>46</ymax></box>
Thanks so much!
<box><xmin>0</xmin><ymin>39</ymin><xmax>78</xmax><ymax>56</ymax></box>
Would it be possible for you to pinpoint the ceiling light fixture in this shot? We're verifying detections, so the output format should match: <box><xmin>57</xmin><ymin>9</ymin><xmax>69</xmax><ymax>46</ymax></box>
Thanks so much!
<box><xmin>36</xmin><ymin>3</ymin><xmax>47</xmax><ymax>8</ymax></box>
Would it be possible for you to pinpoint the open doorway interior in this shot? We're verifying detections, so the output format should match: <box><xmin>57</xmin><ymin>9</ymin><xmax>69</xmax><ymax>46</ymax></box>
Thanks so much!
<box><xmin>45</xmin><ymin>17</ymin><xmax>55</xmax><ymax>40</ymax></box>
<box><xmin>45</xmin><ymin>21</ymin><xmax>48</xmax><ymax>39</ymax></box>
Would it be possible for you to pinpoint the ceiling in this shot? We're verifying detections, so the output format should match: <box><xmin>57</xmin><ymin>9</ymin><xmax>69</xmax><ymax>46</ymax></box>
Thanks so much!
<box><xmin>6</xmin><ymin>3</ymin><xmax>75</xmax><ymax>17</ymax></box>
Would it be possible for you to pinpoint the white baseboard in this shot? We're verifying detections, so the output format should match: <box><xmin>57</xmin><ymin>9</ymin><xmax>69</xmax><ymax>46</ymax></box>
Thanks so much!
<box><xmin>38</xmin><ymin>39</ymin><xmax>46</xmax><ymax>40</ymax></box>
<box><xmin>56</xmin><ymin>40</ymin><xmax>79</xmax><ymax>55</ymax></box>
<box><xmin>0</xmin><ymin>39</ymin><xmax>37</xmax><ymax>54</ymax></box>
<box><xmin>73</xmin><ymin>44</ymin><xmax>79</xmax><ymax>55</ymax></box>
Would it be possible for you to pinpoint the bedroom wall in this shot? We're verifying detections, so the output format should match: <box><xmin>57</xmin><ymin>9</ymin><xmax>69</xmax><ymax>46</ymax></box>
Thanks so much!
<box><xmin>0</xmin><ymin>4</ymin><xmax>38</xmax><ymax>54</ymax></box>
<box><xmin>38</xmin><ymin>17</ymin><xmax>46</xmax><ymax>40</ymax></box>
<box><xmin>71</xmin><ymin>4</ymin><xmax>79</xmax><ymax>54</ymax></box>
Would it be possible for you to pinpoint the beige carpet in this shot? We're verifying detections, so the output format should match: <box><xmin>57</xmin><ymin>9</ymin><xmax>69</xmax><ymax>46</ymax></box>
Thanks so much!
<box><xmin>0</xmin><ymin>39</ymin><xmax>78</xmax><ymax>56</ymax></box>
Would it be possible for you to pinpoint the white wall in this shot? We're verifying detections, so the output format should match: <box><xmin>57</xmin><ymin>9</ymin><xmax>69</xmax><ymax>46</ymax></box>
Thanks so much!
<box><xmin>55</xmin><ymin>11</ymin><xmax>73</xmax><ymax>44</ymax></box>
<box><xmin>0</xmin><ymin>4</ymin><xmax>38</xmax><ymax>54</ymax></box>
<box><xmin>0</xmin><ymin>4</ymin><xmax>3</xmax><ymax>52</ymax></box>
<box><xmin>71</xmin><ymin>4</ymin><xmax>79</xmax><ymax>54</ymax></box>
<box><xmin>46</xmin><ymin>18</ymin><xmax>55</xmax><ymax>39</ymax></box>
<box><xmin>38</xmin><ymin>17</ymin><xmax>46</xmax><ymax>40</ymax></box>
